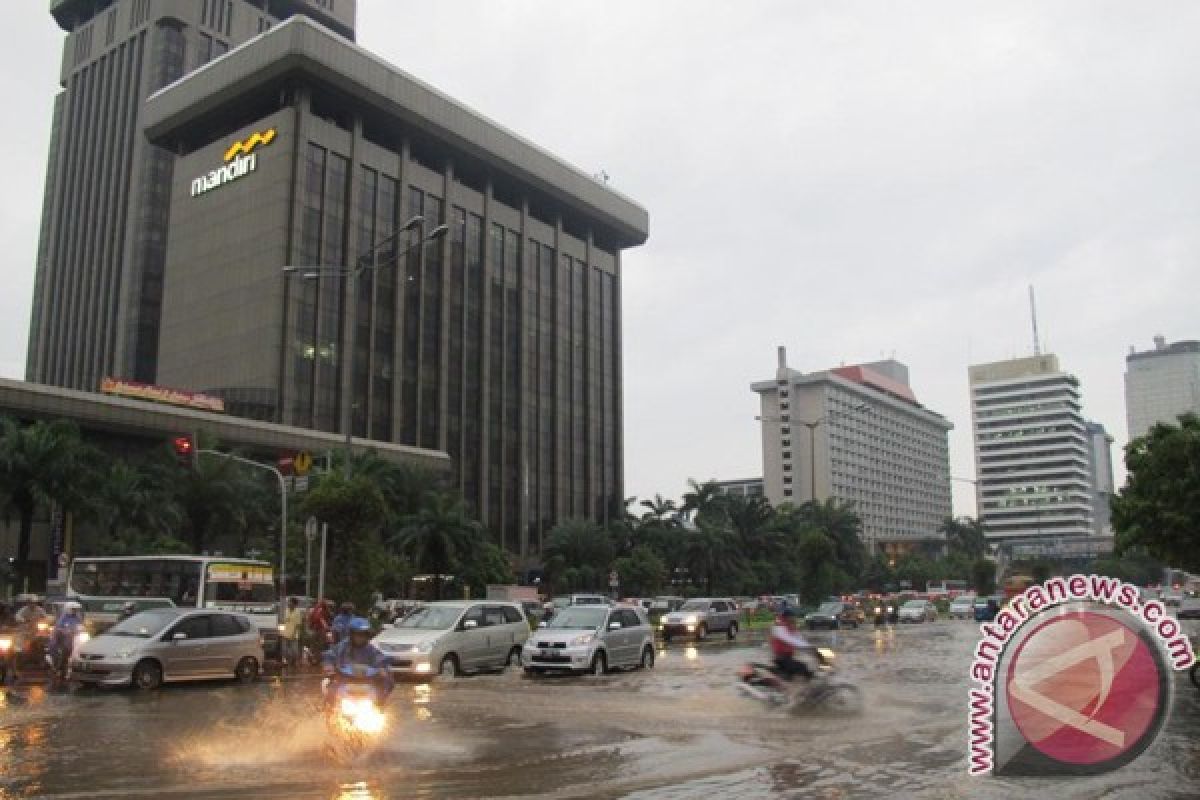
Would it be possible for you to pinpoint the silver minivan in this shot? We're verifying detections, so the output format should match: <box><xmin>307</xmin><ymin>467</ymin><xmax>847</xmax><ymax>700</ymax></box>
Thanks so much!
<box><xmin>71</xmin><ymin>608</ymin><xmax>263</xmax><ymax>690</ymax></box>
<box><xmin>372</xmin><ymin>600</ymin><xmax>530</xmax><ymax>679</ymax></box>
<box><xmin>523</xmin><ymin>604</ymin><xmax>655</xmax><ymax>676</ymax></box>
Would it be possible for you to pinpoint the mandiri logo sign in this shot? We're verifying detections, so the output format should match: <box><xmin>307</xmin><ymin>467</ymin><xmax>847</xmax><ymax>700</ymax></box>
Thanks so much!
<box><xmin>967</xmin><ymin>575</ymin><xmax>1195</xmax><ymax>777</ymax></box>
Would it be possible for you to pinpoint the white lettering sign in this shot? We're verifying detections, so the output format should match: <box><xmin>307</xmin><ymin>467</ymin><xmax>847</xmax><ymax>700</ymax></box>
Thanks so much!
<box><xmin>191</xmin><ymin>152</ymin><xmax>258</xmax><ymax>197</ymax></box>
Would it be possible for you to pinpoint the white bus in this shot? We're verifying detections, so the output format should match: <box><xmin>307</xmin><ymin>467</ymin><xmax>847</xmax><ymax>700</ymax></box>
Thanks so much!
<box><xmin>66</xmin><ymin>556</ymin><xmax>281</xmax><ymax>654</ymax></box>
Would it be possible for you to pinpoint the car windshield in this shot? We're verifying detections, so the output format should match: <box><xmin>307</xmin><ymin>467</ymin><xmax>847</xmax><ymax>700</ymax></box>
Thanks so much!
<box><xmin>396</xmin><ymin>606</ymin><xmax>464</xmax><ymax>630</ymax></box>
<box><xmin>902</xmin><ymin>601</ymin><xmax>925</xmax><ymax>609</ymax></box>
<box><xmin>679</xmin><ymin>600</ymin><xmax>708</xmax><ymax>611</ymax></box>
<box><xmin>106</xmin><ymin>610</ymin><xmax>176</xmax><ymax>638</ymax></box>
<box><xmin>547</xmin><ymin>607</ymin><xmax>606</xmax><ymax>630</ymax></box>
<box><xmin>816</xmin><ymin>602</ymin><xmax>843</xmax><ymax>614</ymax></box>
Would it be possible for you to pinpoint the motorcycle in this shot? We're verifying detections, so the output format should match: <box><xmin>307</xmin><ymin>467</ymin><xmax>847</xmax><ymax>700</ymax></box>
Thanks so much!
<box><xmin>323</xmin><ymin>664</ymin><xmax>388</xmax><ymax>757</ymax></box>
<box><xmin>45</xmin><ymin>625</ymin><xmax>89</xmax><ymax>689</ymax></box>
<box><xmin>873</xmin><ymin>604</ymin><xmax>898</xmax><ymax>626</ymax></box>
<box><xmin>737</xmin><ymin>646</ymin><xmax>863</xmax><ymax>714</ymax></box>
<box><xmin>0</xmin><ymin>628</ymin><xmax>13</xmax><ymax>684</ymax></box>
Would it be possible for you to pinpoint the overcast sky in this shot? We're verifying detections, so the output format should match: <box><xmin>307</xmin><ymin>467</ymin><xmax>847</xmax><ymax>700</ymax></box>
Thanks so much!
<box><xmin>3</xmin><ymin>2</ymin><xmax>1199</xmax><ymax>515</ymax></box>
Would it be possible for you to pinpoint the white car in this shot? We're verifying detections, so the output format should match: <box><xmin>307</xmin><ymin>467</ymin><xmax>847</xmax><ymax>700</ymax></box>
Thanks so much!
<box><xmin>948</xmin><ymin>595</ymin><xmax>976</xmax><ymax>619</ymax></box>
<box><xmin>523</xmin><ymin>604</ymin><xmax>655</xmax><ymax>676</ymax></box>
<box><xmin>897</xmin><ymin>599</ymin><xmax>938</xmax><ymax>623</ymax></box>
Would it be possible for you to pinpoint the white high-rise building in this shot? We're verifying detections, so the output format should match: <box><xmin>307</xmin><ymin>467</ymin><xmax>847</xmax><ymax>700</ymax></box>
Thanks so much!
<box><xmin>1085</xmin><ymin>421</ymin><xmax>1115</xmax><ymax>537</ymax></box>
<box><xmin>968</xmin><ymin>355</ymin><xmax>1094</xmax><ymax>544</ymax></box>
<box><xmin>1124</xmin><ymin>336</ymin><xmax>1200</xmax><ymax>440</ymax></box>
<box><xmin>753</xmin><ymin>348</ymin><xmax>952</xmax><ymax>555</ymax></box>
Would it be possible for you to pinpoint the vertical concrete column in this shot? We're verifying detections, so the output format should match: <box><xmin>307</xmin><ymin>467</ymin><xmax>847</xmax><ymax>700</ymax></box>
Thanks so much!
<box><xmin>390</xmin><ymin>138</ymin><xmax>410</xmax><ymax>440</ymax></box>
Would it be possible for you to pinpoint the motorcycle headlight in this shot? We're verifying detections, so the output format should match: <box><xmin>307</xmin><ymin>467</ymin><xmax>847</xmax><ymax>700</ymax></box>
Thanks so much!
<box><xmin>569</xmin><ymin>634</ymin><xmax>595</xmax><ymax>647</ymax></box>
<box><xmin>817</xmin><ymin>647</ymin><xmax>835</xmax><ymax>662</ymax></box>
<box><xmin>37</xmin><ymin>622</ymin><xmax>50</xmax><ymax>633</ymax></box>
<box><xmin>77</xmin><ymin>632</ymin><xmax>90</xmax><ymax>644</ymax></box>
<box><xmin>887</xmin><ymin>606</ymin><xmax>894</xmax><ymax>613</ymax></box>
<box><xmin>0</xmin><ymin>637</ymin><xmax>11</xmax><ymax>652</ymax></box>
<box><xmin>874</xmin><ymin>607</ymin><xmax>881</xmax><ymax>614</ymax></box>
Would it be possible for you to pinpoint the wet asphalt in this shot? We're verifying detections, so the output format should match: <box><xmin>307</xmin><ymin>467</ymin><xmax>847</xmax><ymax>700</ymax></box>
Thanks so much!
<box><xmin>1</xmin><ymin>620</ymin><xmax>1197</xmax><ymax>799</ymax></box>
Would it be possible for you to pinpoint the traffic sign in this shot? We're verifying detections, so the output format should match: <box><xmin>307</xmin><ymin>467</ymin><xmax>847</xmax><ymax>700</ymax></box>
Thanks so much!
<box><xmin>294</xmin><ymin>451</ymin><xmax>313</xmax><ymax>476</ymax></box>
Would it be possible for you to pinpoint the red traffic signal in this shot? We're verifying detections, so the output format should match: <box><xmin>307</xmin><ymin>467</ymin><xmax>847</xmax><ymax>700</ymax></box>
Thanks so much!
<box><xmin>173</xmin><ymin>435</ymin><xmax>196</xmax><ymax>468</ymax></box>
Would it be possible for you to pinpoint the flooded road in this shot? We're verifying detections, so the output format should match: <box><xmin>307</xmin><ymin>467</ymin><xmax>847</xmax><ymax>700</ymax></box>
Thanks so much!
<box><xmin>2</xmin><ymin>621</ymin><xmax>1197</xmax><ymax>799</ymax></box>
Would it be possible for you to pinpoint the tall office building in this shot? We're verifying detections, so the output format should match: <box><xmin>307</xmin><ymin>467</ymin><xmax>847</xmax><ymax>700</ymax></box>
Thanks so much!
<box><xmin>1085</xmin><ymin>420</ymin><xmax>1115</xmax><ymax>537</ymax></box>
<box><xmin>138</xmin><ymin>18</ymin><xmax>648</xmax><ymax>558</ymax></box>
<box><xmin>29</xmin><ymin>0</ymin><xmax>357</xmax><ymax>389</ymax></box>
<box><xmin>1124</xmin><ymin>336</ymin><xmax>1200</xmax><ymax>440</ymax></box>
<box><xmin>752</xmin><ymin>349</ymin><xmax>953</xmax><ymax>554</ymax></box>
<box><xmin>712</xmin><ymin>478</ymin><xmax>765</xmax><ymax>499</ymax></box>
<box><xmin>968</xmin><ymin>355</ymin><xmax>1094</xmax><ymax>545</ymax></box>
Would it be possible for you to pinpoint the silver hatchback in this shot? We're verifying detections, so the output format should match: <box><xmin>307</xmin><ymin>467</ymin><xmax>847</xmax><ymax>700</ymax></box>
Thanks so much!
<box><xmin>373</xmin><ymin>601</ymin><xmax>530</xmax><ymax>679</ymax></box>
<box><xmin>71</xmin><ymin>608</ymin><xmax>264</xmax><ymax>690</ymax></box>
<box><xmin>523</xmin><ymin>604</ymin><xmax>655</xmax><ymax>676</ymax></box>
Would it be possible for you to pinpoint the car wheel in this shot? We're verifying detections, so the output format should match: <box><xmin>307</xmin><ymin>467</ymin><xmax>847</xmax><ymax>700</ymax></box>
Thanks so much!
<box><xmin>506</xmin><ymin>647</ymin><xmax>522</xmax><ymax>668</ymax></box>
<box><xmin>589</xmin><ymin>652</ymin><xmax>607</xmax><ymax>676</ymax></box>
<box><xmin>132</xmin><ymin>659</ymin><xmax>163</xmax><ymax>691</ymax></box>
<box><xmin>640</xmin><ymin>646</ymin><xmax>655</xmax><ymax>669</ymax></box>
<box><xmin>727</xmin><ymin>622</ymin><xmax>738</xmax><ymax>640</ymax></box>
<box><xmin>439</xmin><ymin>654</ymin><xmax>460</xmax><ymax>679</ymax></box>
<box><xmin>235</xmin><ymin>657</ymin><xmax>259</xmax><ymax>684</ymax></box>
<box><xmin>696</xmin><ymin>624</ymin><xmax>708</xmax><ymax>641</ymax></box>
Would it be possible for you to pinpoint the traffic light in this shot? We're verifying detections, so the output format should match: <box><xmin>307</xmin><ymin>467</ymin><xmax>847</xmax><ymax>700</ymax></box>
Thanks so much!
<box><xmin>173</xmin><ymin>434</ymin><xmax>197</xmax><ymax>469</ymax></box>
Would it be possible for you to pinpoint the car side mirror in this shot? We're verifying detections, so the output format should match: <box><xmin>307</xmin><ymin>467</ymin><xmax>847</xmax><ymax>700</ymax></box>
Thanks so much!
<box><xmin>608</xmin><ymin>621</ymin><xmax>621</xmax><ymax>630</ymax></box>
<box><xmin>462</xmin><ymin>619</ymin><xmax>478</xmax><ymax>630</ymax></box>
<box><xmin>171</xmin><ymin>632</ymin><xmax>187</xmax><ymax>642</ymax></box>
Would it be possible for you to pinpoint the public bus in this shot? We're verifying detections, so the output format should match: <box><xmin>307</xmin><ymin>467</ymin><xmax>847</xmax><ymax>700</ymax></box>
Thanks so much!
<box><xmin>65</xmin><ymin>556</ymin><xmax>281</xmax><ymax>653</ymax></box>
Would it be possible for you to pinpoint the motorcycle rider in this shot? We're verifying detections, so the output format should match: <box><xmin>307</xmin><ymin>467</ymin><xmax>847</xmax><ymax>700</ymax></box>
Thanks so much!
<box><xmin>47</xmin><ymin>601</ymin><xmax>86</xmax><ymax>684</ymax></box>
<box><xmin>10</xmin><ymin>595</ymin><xmax>49</xmax><ymax>679</ymax></box>
<box><xmin>321</xmin><ymin>617</ymin><xmax>393</xmax><ymax>705</ymax></box>
<box><xmin>769</xmin><ymin>608</ymin><xmax>815</xmax><ymax>683</ymax></box>
<box><xmin>331</xmin><ymin>602</ymin><xmax>357</xmax><ymax>644</ymax></box>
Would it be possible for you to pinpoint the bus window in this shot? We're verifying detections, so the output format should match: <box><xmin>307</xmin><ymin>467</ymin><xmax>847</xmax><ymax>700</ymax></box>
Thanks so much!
<box><xmin>205</xmin><ymin>581</ymin><xmax>275</xmax><ymax>606</ymax></box>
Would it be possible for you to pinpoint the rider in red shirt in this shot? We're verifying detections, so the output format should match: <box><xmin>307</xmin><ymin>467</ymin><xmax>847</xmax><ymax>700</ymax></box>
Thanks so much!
<box><xmin>769</xmin><ymin>608</ymin><xmax>814</xmax><ymax>681</ymax></box>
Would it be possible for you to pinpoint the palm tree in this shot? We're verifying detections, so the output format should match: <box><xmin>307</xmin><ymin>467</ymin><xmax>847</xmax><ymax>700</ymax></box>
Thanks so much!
<box><xmin>151</xmin><ymin>446</ymin><xmax>257</xmax><ymax>553</ymax></box>
<box><xmin>91</xmin><ymin>459</ymin><xmax>184</xmax><ymax>555</ymax></box>
<box><xmin>640</xmin><ymin>494</ymin><xmax>678</xmax><ymax>521</ymax></box>
<box><xmin>542</xmin><ymin>519</ymin><xmax>615</xmax><ymax>593</ymax></box>
<box><xmin>0</xmin><ymin>417</ymin><xmax>94</xmax><ymax>586</ymax></box>
<box><xmin>684</xmin><ymin>521</ymin><xmax>738</xmax><ymax>595</ymax></box>
<box><xmin>680</xmin><ymin>479</ymin><xmax>722</xmax><ymax>523</ymax></box>
<box><xmin>392</xmin><ymin>492</ymin><xmax>481</xmax><ymax>600</ymax></box>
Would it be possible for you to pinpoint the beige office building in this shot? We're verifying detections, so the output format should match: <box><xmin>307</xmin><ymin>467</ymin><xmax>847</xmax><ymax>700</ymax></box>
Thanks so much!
<box><xmin>753</xmin><ymin>348</ymin><xmax>952</xmax><ymax>554</ymax></box>
<box><xmin>1124</xmin><ymin>336</ymin><xmax>1200</xmax><ymax>440</ymax></box>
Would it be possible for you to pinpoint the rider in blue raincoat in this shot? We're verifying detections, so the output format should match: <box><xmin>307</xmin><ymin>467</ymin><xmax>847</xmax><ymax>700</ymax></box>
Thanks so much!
<box><xmin>322</xmin><ymin>617</ymin><xmax>393</xmax><ymax>702</ymax></box>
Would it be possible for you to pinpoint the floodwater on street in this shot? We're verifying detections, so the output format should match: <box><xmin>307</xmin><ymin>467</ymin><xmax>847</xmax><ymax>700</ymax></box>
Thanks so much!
<box><xmin>1</xmin><ymin>621</ymin><xmax>1197</xmax><ymax>799</ymax></box>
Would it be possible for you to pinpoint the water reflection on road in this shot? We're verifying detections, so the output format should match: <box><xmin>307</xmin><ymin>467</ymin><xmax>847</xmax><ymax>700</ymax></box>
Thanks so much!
<box><xmin>1</xmin><ymin>621</ymin><xmax>1197</xmax><ymax>799</ymax></box>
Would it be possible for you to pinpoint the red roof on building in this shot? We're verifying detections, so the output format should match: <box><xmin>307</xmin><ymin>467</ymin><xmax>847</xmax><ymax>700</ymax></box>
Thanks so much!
<box><xmin>831</xmin><ymin>365</ymin><xmax>919</xmax><ymax>405</ymax></box>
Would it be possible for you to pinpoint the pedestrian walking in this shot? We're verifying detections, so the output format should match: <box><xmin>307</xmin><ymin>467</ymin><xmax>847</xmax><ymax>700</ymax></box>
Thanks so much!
<box><xmin>282</xmin><ymin>597</ymin><xmax>304</xmax><ymax>672</ymax></box>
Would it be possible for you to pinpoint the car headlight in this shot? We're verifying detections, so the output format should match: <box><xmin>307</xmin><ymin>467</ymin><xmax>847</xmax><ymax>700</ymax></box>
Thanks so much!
<box><xmin>77</xmin><ymin>632</ymin><xmax>90</xmax><ymax>644</ymax></box>
<box><xmin>874</xmin><ymin>607</ymin><xmax>881</xmax><ymax>614</ymax></box>
<box><xmin>569</xmin><ymin>634</ymin><xmax>594</xmax><ymax>647</ymax></box>
<box><xmin>887</xmin><ymin>606</ymin><xmax>894</xmax><ymax>613</ymax></box>
<box><xmin>683</xmin><ymin>615</ymin><xmax>698</xmax><ymax>625</ymax></box>
<box><xmin>414</xmin><ymin>662</ymin><xmax>431</xmax><ymax>673</ymax></box>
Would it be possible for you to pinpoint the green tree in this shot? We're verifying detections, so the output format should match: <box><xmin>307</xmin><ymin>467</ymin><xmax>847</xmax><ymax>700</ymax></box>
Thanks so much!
<box><xmin>1112</xmin><ymin>413</ymin><xmax>1200</xmax><ymax>572</ymax></box>
<box><xmin>941</xmin><ymin>516</ymin><xmax>988</xmax><ymax>560</ymax></box>
<box><xmin>895</xmin><ymin>553</ymin><xmax>933</xmax><ymax>591</ymax></box>
<box><xmin>90</xmin><ymin>459</ymin><xmax>186</xmax><ymax>555</ymax></box>
<box><xmin>302</xmin><ymin>472</ymin><xmax>389</xmax><ymax>608</ymax></box>
<box><xmin>971</xmin><ymin>558</ymin><xmax>996</xmax><ymax>596</ymax></box>
<box><xmin>683</xmin><ymin>522</ymin><xmax>738</xmax><ymax>595</ymax></box>
<box><xmin>795</xmin><ymin>528</ymin><xmax>836</xmax><ymax>604</ymax></box>
<box><xmin>799</xmin><ymin>499</ymin><xmax>867</xmax><ymax>581</ymax></box>
<box><xmin>542</xmin><ymin>519</ymin><xmax>614</xmax><ymax>594</ymax></box>
<box><xmin>0</xmin><ymin>417</ymin><xmax>95</xmax><ymax>586</ymax></box>
<box><xmin>392</xmin><ymin>492</ymin><xmax>481</xmax><ymax>600</ymax></box>
<box><xmin>612</xmin><ymin>544</ymin><xmax>667</xmax><ymax>596</ymax></box>
<box><xmin>457</xmin><ymin>539</ymin><xmax>515</xmax><ymax>599</ymax></box>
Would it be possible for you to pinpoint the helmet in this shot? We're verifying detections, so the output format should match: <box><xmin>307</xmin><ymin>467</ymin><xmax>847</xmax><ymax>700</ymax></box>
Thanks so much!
<box><xmin>348</xmin><ymin>617</ymin><xmax>371</xmax><ymax>634</ymax></box>
<box><xmin>62</xmin><ymin>601</ymin><xmax>82</xmax><ymax>614</ymax></box>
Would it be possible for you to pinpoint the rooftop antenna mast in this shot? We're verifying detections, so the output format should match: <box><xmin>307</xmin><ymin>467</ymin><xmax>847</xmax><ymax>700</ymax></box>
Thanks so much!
<box><xmin>1029</xmin><ymin>285</ymin><xmax>1042</xmax><ymax>356</ymax></box>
